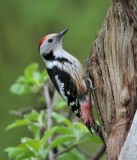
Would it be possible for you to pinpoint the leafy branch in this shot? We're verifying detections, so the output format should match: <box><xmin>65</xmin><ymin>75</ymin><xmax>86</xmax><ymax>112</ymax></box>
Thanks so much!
<box><xmin>5</xmin><ymin>63</ymin><xmax>104</xmax><ymax>160</ymax></box>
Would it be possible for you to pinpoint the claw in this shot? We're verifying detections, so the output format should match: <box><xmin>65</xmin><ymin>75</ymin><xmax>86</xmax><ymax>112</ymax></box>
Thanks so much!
<box><xmin>87</xmin><ymin>78</ymin><xmax>96</xmax><ymax>90</ymax></box>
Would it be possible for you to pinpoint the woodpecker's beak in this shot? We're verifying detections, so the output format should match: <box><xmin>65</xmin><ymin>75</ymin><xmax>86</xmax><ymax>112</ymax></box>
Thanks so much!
<box><xmin>58</xmin><ymin>29</ymin><xmax>68</xmax><ymax>38</ymax></box>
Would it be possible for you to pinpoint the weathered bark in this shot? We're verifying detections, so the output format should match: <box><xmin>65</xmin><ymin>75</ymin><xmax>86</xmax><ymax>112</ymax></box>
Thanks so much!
<box><xmin>87</xmin><ymin>0</ymin><xmax>137</xmax><ymax>159</ymax></box>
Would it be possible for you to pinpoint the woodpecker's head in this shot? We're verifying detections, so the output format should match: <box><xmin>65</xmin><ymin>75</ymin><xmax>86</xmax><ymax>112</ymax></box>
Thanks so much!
<box><xmin>38</xmin><ymin>29</ymin><xmax>68</xmax><ymax>56</ymax></box>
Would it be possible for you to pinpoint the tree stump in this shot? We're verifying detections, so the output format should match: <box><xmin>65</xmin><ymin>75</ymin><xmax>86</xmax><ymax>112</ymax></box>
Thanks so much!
<box><xmin>87</xmin><ymin>0</ymin><xmax>137</xmax><ymax>159</ymax></box>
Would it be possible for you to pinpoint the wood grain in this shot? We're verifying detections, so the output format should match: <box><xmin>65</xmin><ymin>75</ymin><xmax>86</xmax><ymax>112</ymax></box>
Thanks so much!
<box><xmin>87</xmin><ymin>0</ymin><xmax>137</xmax><ymax>159</ymax></box>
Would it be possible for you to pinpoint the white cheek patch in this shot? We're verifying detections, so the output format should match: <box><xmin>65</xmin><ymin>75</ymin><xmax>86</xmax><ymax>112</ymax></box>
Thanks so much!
<box><xmin>55</xmin><ymin>75</ymin><xmax>68</xmax><ymax>102</ymax></box>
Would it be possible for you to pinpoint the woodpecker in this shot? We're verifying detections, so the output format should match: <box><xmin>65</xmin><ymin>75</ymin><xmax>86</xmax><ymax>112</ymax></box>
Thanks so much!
<box><xmin>38</xmin><ymin>29</ymin><xmax>104</xmax><ymax>142</ymax></box>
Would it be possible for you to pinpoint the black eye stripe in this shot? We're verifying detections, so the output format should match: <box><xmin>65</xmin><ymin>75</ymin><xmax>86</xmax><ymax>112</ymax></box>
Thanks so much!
<box><xmin>48</xmin><ymin>39</ymin><xmax>53</xmax><ymax>43</ymax></box>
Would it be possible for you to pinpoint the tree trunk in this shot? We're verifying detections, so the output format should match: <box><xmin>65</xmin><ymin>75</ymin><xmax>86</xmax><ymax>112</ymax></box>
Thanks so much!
<box><xmin>87</xmin><ymin>0</ymin><xmax>137</xmax><ymax>159</ymax></box>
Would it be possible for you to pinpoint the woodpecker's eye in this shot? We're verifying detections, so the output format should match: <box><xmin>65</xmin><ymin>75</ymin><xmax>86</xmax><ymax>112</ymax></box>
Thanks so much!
<box><xmin>48</xmin><ymin>39</ymin><xmax>53</xmax><ymax>43</ymax></box>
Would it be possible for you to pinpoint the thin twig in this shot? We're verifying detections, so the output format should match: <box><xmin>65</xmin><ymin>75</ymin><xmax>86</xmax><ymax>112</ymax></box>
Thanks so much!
<box><xmin>76</xmin><ymin>146</ymin><xmax>91</xmax><ymax>158</ymax></box>
<box><xmin>54</xmin><ymin>144</ymin><xmax>77</xmax><ymax>158</ymax></box>
<box><xmin>43</xmin><ymin>85</ymin><xmax>58</xmax><ymax>160</ymax></box>
<box><xmin>10</xmin><ymin>105</ymin><xmax>46</xmax><ymax>117</ymax></box>
<box><xmin>44</xmin><ymin>85</ymin><xmax>52</xmax><ymax>130</ymax></box>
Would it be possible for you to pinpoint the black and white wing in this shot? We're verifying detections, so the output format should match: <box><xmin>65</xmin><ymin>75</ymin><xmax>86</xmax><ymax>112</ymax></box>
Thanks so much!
<box><xmin>46</xmin><ymin>65</ymin><xmax>81</xmax><ymax>117</ymax></box>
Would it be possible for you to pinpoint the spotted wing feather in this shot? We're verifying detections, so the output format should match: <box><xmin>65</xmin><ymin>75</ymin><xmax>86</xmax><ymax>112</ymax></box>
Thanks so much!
<box><xmin>46</xmin><ymin>66</ymin><xmax>81</xmax><ymax>117</ymax></box>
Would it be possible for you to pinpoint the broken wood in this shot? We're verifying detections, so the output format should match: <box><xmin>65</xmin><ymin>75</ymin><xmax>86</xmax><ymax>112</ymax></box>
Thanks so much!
<box><xmin>87</xmin><ymin>0</ymin><xmax>137</xmax><ymax>159</ymax></box>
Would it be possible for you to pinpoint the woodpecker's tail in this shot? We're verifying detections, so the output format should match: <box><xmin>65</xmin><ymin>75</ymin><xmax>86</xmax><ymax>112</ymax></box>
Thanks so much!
<box><xmin>80</xmin><ymin>95</ymin><xmax>104</xmax><ymax>143</ymax></box>
<box><xmin>86</xmin><ymin>122</ymin><xmax>105</xmax><ymax>143</ymax></box>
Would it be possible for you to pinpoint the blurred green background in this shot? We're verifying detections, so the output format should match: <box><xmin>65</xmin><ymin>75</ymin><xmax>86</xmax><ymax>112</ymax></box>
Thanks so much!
<box><xmin>0</xmin><ymin>0</ymin><xmax>110</xmax><ymax>159</ymax></box>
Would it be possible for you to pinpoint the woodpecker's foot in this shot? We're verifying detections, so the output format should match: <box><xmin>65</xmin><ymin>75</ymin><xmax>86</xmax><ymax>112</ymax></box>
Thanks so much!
<box><xmin>87</xmin><ymin>78</ymin><xmax>96</xmax><ymax>90</ymax></box>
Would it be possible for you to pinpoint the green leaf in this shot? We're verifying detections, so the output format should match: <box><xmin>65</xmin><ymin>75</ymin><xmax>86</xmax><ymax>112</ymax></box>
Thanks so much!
<box><xmin>24</xmin><ymin>63</ymin><xmax>38</xmax><ymax>78</ymax></box>
<box><xmin>28</xmin><ymin>124</ymin><xmax>40</xmax><ymax>138</ymax></box>
<box><xmin>33</xmin><ymin>71</ymin><xmax>41</xmax><ymax>82</ymax></box>
<box><xmin>38</xmin><ymin>148</ymin><xmax>49</xmax><ymax>159</ymax></box>
<box><xmin>17</xmin><ymin>76</ymin><xmax>26</xmax><ymax>83</ymax></box>
<box><xmin>41</xmin><ymin>70</ymin><xmax>48</xmax><ymax>82</ymax></box>
<box><xmin>5</xmin><ymin>147</ymin><xmax>27</xmax><ymax>159</ymax></box>
<box><xmin>21</xmin><ymin>137</ymin><xmax>31</xmax><ymax>143</ymax></box>
<box><xmin>52</xmin><ymin>112</ymin><xmax>71</xmax><ymax>126</ymax></box>
<box><xmin>55</xmin><ymin>126</ymin><xmax>71</xmax><ymax>134</ymax></box>
<box><xmin>56</xmin><ymin>149</ymin><xmax>86</xmax><ymax>160</ymax></box>
<box><xmin>55</xmin><ymin>100</ymin><xmax>67</xmax><ymax>110</ymax></box>
<box><xmin>70</xmin><ymin>122</ymin><xmax>86</xmax><ymax>138</ymax></box>
<box><xmin>50</xmin><ymin>135</ymin><xmax>76</xmax><ymax>149</ymax></box>
<box><xmin>16</xmin><ymin>150</ymin><xmax>34</xmax><ymax>160</ymax></box>
<box><xmin>24</xmin><ymin>110</ymin><xmax>39</xmax><ymax>121</ymax></box>
<box><xmin>61</xmin><ymin>149</ymin><xmax>86</xmax><ymax>160</ymax></box>
<box><xmin>5</xmin><ymin>144</ymin><xmax>35</xmax><ymax>160</ymax></box>
<box><xmin>41</xmin><ymin>127</ymin><xmax>57</xmax><ymax>146</ymax></box>
<box><xmin>23</xmin><ymin>139</ymin><xmax>41</xmax><ymax>151</ymax></box>
<box><xmin>10</xmin><ymin>83</ymin><xmax>26</xmax><ymax>95</ymax></box>
<box><xmin>41</xmin><ymin>126</ymin><xmax>72</xmax><ymax>148</ymax></box>
<box><xmin>10</xmin><ymin>63</ymin><xmax>49</xmax><ymax>95</ymax></box>
<box><xmin>6</xmin><ymin>119</ymin><xmax>30</xmax><ymax>130</ymax></box>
